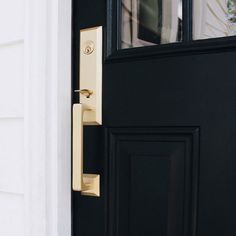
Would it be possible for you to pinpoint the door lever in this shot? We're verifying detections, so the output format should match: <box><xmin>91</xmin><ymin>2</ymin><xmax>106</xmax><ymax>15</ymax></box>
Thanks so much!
<box><xmin>72</xmin><ymin>103</ymin><xmax>100</xmax><ymax>197</ymax></box>
<box><xmin>74</xmin><ymin>89</ymin><xmax>93</xmax><ymax>98</ymax></box>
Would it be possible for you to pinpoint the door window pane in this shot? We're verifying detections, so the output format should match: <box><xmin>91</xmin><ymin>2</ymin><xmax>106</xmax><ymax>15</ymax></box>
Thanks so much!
<box><xmin>193</xmin><ymin>0</ymin><xmax>236</xmax><ymax>40</ymax></box>
<box><xmin>121</xmin><ymin>0</ymin><xmax>183</xmax><ymax>49</ymax></box>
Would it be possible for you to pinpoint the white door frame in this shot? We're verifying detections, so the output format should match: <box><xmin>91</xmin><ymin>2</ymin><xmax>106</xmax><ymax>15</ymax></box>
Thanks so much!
<box><xmin>24</xmin><ymin>0</ymin><xmax>72</xmax><ymax>235</ymax></box>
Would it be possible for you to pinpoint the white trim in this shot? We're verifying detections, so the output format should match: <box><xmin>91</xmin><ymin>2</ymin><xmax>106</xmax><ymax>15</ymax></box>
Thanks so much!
<box><xmin>24</xmin><ymin>0</ymin><xmax>71</xmax><ymax>235</ymax></box>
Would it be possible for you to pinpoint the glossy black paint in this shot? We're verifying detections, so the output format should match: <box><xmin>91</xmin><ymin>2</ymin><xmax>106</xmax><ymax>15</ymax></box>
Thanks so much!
<box><xmin>107</xmin><ymin>127</ymin><xmax>199</xmax><ymax>236</ymax></box>
<box><xmin>72</xmin><ymin>1</ymin><xmax>236</xmax><ymax>236</ymax></box>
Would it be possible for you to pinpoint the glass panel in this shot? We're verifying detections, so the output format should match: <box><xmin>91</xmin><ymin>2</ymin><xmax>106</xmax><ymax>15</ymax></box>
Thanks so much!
<box><xmin>121</xmin><ymin>0</ymin><xmax>183</xmax><ymax>49</ymax></box>
<box><xmin>193</xmin><ymin>0</ymin><xmax>236</xmax><ymax>40</ymax></box>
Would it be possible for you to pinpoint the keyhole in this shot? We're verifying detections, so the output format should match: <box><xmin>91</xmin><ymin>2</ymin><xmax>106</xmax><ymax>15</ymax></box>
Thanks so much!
<box><xmin>83</xmin><ymin>41</ymin><xmax>94</xmax><ymax>55</ymax></box>
<box><xmin>85</xmin><ymin>46</ymin><xmax>92</xmax><ymax>54</ymax></box>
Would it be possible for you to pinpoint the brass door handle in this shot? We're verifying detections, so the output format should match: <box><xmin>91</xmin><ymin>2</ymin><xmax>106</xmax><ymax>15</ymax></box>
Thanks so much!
<box><xmin>72</xmin><ymin>104</ymin><xmax>100</xmax><ymax>197</ymax></box>
<box><xmin>72</xmin><ymin>26</ymin><xmax>102</xmax><ymax>197</ymax></box>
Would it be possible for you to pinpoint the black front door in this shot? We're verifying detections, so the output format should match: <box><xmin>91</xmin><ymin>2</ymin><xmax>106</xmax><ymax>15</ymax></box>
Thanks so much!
<box><xmin>72</xmin><ymin>1</ymin><xmax>236</xmax><ymax>235</ymax></box>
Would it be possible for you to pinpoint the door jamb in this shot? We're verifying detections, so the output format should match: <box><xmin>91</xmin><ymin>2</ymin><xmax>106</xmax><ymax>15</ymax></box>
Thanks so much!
<box><xmin>24</xmin><ymin>0</ymin><xmax>72</xmax><ymax>235</ymax></box>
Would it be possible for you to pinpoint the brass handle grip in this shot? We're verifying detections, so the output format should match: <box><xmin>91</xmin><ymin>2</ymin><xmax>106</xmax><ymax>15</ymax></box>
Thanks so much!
<box><xmin>72</xmin><ymin>104</ymin><xmax>100</xmax><ymax>197</ymax></box>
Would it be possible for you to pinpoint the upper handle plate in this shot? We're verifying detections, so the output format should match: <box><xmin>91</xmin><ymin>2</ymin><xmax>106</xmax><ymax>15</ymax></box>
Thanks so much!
<box><xmin>78</xmin><ymin>26</ymin><xmax>103</xmax><ymax>125</ymax></box>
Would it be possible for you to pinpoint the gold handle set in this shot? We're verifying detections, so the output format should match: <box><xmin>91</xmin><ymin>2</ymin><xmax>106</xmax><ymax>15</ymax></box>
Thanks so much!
<box><xmin>72</xmin><ymin>26</ymin><xmax>102</xmax><ymax>197</ymax></box>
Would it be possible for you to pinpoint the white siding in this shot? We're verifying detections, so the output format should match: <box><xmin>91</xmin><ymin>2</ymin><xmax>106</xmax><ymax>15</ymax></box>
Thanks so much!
<box><xmin>0</xmin><ymin>0</ymin><xmax>72</xmax><ymax>235</ymax></box>
<box><xmin>0</xmin><ymin>0</ymin><xmax>25</xmax><ymax>234</ymax></box>
<box><xmin>0</xmin><ymin>193</ymin><xmax>25</xmax><ymax>236</ymax></box>
<box><xmin>0</xmin><ymin>119</ymin><xmax>24</xmax><ymax>194</ymax></box>
<box><xmin>0</xmin><ymin>0</ymin><xmax>25</xmax><ymax>44</ymax></box>
<box><xmin>0</xmin><ymin>44</ymin><xmax>24</xmax><ymax>117</ymax></box>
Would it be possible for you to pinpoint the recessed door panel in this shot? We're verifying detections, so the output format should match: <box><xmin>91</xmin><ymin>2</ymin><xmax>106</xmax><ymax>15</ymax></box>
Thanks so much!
<box><xmin>108</xmin><ymin>128</ymin><xmax>199</xmax><ymax>236</ymax></box>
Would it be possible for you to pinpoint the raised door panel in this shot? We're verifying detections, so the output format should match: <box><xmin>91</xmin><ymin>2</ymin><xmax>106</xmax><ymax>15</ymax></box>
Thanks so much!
<box><xmin>108</xmin><ymin>127</ymin><xmax>199</xmax><ymax>236</ymax></box>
